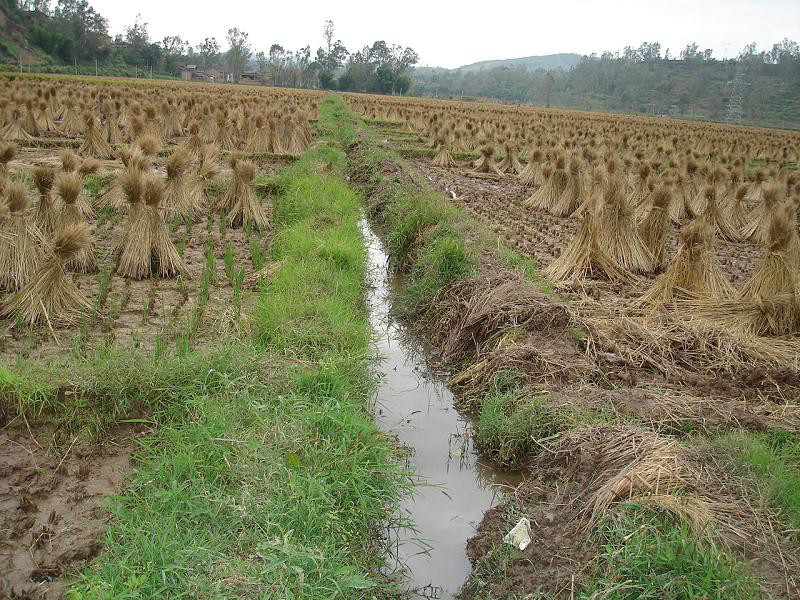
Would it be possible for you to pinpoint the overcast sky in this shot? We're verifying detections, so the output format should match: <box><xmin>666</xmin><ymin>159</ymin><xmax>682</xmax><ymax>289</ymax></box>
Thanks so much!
<box><xmin>90</xmin><ymin>0</ymin><xmax>800</xmax><ymax>69</ymax></box>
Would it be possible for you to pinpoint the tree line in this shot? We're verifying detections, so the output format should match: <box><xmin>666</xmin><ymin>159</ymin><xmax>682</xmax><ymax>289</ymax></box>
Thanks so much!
<box><xmin>412</xmin><ymin>40</ymin><xmax>800</xmax><ymax>128</ymax></box>
<box><xmin>8</xmin><ymin>1</ymin><xmax>419</xmax><ymax>92</ymax></box>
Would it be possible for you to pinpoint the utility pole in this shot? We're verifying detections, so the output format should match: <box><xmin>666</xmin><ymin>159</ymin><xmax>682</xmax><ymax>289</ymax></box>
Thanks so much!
<box><xmin>95</xmin><ymin>58</ymin><xmax>98</xmax><ymax>77</ymax></box>
<box><xmin>725</xmin><ymin>66</ymin><xmax>750</xmax><ymax>124</ymax></box>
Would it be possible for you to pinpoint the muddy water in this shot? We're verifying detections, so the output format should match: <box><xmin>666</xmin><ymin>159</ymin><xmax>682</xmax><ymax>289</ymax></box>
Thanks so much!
<box><xmin>362</xmin><ymin>221</ymin><xmax>521</xmax><ymax>599</ymax></box>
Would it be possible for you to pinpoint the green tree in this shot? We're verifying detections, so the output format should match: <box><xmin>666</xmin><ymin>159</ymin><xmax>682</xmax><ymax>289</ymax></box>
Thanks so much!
<box><xmin>225</xmin><ymin>27</ymin><xmax>250</xmax><ymax>82</ymax></box>
<box><xmin>160</xmin><ymin>35</ymin><xmax>187</xmax><ymax>73</ymax></box>
<box><xmin>196</xmin><ymin>37</ymin><xmax>220</xmax><ymax>70</ymax></box>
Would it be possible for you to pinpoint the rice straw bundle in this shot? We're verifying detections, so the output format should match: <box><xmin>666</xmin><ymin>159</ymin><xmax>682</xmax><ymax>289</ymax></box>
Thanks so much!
<box><xmin>0</xmin><ymin>223</ymin><xmax>93</xmax><ymax>327</ymax></box>
<box><xmin>198</xmin><ymin>106</ymin><xmax>218</xmax><ymax>142</ymax></box>
<box><xmin>221</xmin><ymin>159</ymin><xmax>267</xmax><ymax>229</ymax></box>
<box><xmin>0</xmin><ymin>181</ymin><xmax>44</xmax><ymax>290</ymax></box>
<box><xmin>497</xmin><ymin>141</ymin><xmax>523</xmax><ymax>174</ymax></box>
<box><xmin>143</xmin><ymin>105</ymin><xmax>164</xmax><ymax>141</ymax></box>
<box><xmin>162</xmin><ymin>100</ymin><xmax>183</xmax><ymax>138</ymax></box>
<box><xmin>638</xmin><ymin>220</ymin><xmax>734</xmax><ymax>306</ymax></box>
<box><xmin>669</xmin><ymin>171</ymin><xmax>689</xmax><ymax>224</ymax></box>
<box><xmin>57</xmin><ymin>153</ymin><xmax>95</xmax><ymax>218</ymax></box>
<box><xmin>472</xmin><ymin>142</ymin><xmax>502</xmax><ymax>175</ymax></box>
<box><xmin>0</xmin><ymin>142</ymin><xmax>16</xmax><ymax>177</ymax></box>
<box><xmin>100</xmin><ymin>149</ymin><xmax>151</xmax><ymax>211</ymax></box>
<box><xmin>78</xmin><ymin>157</ymin><xmax>100</xmax><ymax>180</ymax></box>
<box><xmin>246</xmin><ymin>115</ymin><xmax>271</xmax><ymax>153</ymax></box>
<box><xmin>38</xmin><ymin>100</ymin><xmax>57</xmax><ymax>133</ymax></box>
<box><xmin>544</xmin><ymin>190</ymin><xmax>631</xmax><ymax>283</ymax></box>
<box><xmin>60</xmin><ymin>100</ymin><xmax>84</xmax><ymax>136</ymax></box>
<box><xmin>22</xmin><ymin>99</ymin><xmax>40</xmax><ymax>137</ymax></box>
<box><xmin>267</xmin><ymin>117</ymin><xmax>285</xmax><ymax>154</ymax></box>
<box><xmin>54</xmin><ymin>172</ymin><xmax>96</xmax><ymax>273</ymax></box>
<box><xmin>0</xmin><ymin>107</ymin><xmax>32</xmax><ymax>141</ymax></box>
<box><xmin>117</xmin><ymin>174</ymin><xmax>186</xmax><ymax>279</ymax></box>
<box><xmin>183</xmin><ymin>121</ymin><xmax>205</xmax><ymax>155</ymax></box>
<box><xmin>739</xmin><ymin>203</ymin><xmax>800</xmax><ymax>303</ymax></box>
<box><xmin>728</xmin><ymin>183</ymin><xmax>750</xmax><ymax>231</ymax></box>
<box><xmin>681</xmin><ymin>159</ymin><xmax>702</xmax><ymax>217</ymax></box>
<box><xmin>431</xmin><ymin>135</ymin><xmax>456</xmax><ymax>168</ymax></box>
<box><xmin>285</xmin><ymin>116</ymin><xmax>310</xmax><ymax>155</ymax></box>
<box><xmin>114</xmin><ymin>167</ymin><xmax>146</xmax><ymax>254</ymax></box>
<box><xmin>741</xmin><ymin>184</ymin><xmax>783</xmax><ymax>244</ymax></box>
<box><xmin>135</xmin><ymin>134</ymin><xmax>161</xmax><ymax>158</ymax></box>
<box><xmin>518</xmin><ymin>148</ymin><xmax>542</xmax><ymax>185</ymax></box>
<box><xmin>33</xmin><ymin>166</ymin><xmax>58</xmax><ymax>233</ymax></box>
<box><xmin>79</xmin><ymin>112</ymin><xmax>113</xmax><ymax>158</ymax></box>
<box><xmin>629</xmin><ymin>162</ymin><xmax>651</xmax><ymax>213</ymax></box>
<box><xmin>701</xmin><ymin>185</ymin><xmax>740</xmax><ymax>242</ymax></box>
<box><xmin>215</xmin><ymin>112</ymin><xmax>238</xmax><ymax>151</ymax></box>
<box><xmin>680</xmin><ymin>294</ymin><xmax>800</xmax><ymax>337</ymax></box>
<box><xmin>746</xmin><ymin>168</ymin><xmax>767</xmax><ymax>205</ymax></box>
<box><xmin>59</xmin><ymin>149</ymin><xmax>79</xmax><ymax>173</ymax></box>
<box><xmin>525</xmin><ymin>156</ymin><xmax>567</xmax><ymax>210</ymax></box>
<box><xmin>638</xmin><ymin>183</ymin><xmax>672</xmax><ymax>270</ymax></box>
<box><xmin>163</xmin><ymin>147</ymin><xmax>202</xmax><ymax>218</ymax></box>
<box><xmin>598</xmin><ymin>175</ymin><xmax>653</xmax><ymax>273</ymax></box>
<box><xmin>103</xmin><ymin>105</ymin><xmax>122</xmax><ymax>146</ymax></box>
<box><xmin>551</xmin><ymin>156</ymin><xmax>584</xmax><ymax>216</ymax></box>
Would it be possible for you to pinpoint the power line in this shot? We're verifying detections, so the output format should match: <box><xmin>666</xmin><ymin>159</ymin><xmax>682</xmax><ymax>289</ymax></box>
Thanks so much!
<box><xmin>725</xmin><ymin>65</ymin><xmax>750</xmax><ymax>124</ymax></box>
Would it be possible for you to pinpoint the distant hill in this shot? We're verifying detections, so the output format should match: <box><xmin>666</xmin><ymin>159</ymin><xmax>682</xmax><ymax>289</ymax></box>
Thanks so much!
<box><xmin>457</xmin><ymin>53</ymin><xmax>582</xmax><ymax>72</ymax></box>
<box><xmin>0</xmin><ymin>1</ymin><xmax>49</xmax><ymax>64</ymax></box>
<box><xmin>411</xmin><ymin>54</ymin><xmax>800</xmax><ymax>130</ymax></box>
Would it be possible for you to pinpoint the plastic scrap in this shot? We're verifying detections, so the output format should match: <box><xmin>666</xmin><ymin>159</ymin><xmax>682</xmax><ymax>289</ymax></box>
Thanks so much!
<box><xmin>503</xmin><ymin>517</ymin><xmax>532</xmax><ymax>550</ymax></box>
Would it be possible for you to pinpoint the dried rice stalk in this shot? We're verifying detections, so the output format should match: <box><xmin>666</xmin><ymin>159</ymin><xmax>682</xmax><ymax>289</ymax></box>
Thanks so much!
<box><xmin>163</xmin><ymin>147</ymin><xmax>202</xmax><ymax>219</ymax></box>
<box><xmin>0</xmin><ymin>223</ymin><xmax>92</xmax><ymax>326</ymax></box>
<box><xmin>638</xmin><ymin>184</ymin><xmax>672</xmax><ymax>270</ymax></box>
<box><xmin>55</xmin><ymin>172</ymin><xmax>96</xmax><ymax>273</ymax></box>
<box><xmin>117</xmin><ymin>174</ymin><xmax>186</xmax><ymax>279</ymax></box>
<box><xmin>638</xmin><ymin>220</ymin><xmax>733</xmax><ymax>306</ymax></box>
<box><xmin>221</xmin><ymin>160</ymin><xmax>268</xmax><ymax>230</ymax></box>
<box><xmin>79</xmin><ymin>112</ymin><xmax>113</xmax><ymax>159</ymax></box>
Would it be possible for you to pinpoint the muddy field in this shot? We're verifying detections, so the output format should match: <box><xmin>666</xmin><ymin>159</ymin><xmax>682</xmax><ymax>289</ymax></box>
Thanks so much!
<box><xmin>0</xmin><ymin>423</ymin><xmax>138</xmax><ymax>598</ymax></box>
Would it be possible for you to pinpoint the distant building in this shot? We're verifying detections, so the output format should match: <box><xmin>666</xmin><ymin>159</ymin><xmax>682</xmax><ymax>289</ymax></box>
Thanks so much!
<box><xmin>179</xmin><ymin>65</ymin><xmax>197</xmax><ymax>81</ymax></box>
<box><xmin>177</xmin><ymin>65</ymin><xmax>227</xmax><ymax>82</ymax></box>
<box><xmin>239</xmin><ymin>71</ymin><xmax>260</xmax><ymax>84</ymax></box>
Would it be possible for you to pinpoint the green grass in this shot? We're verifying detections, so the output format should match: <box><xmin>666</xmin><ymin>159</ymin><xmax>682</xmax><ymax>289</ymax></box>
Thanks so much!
<box><xmin>68</xmin><ymin>352</ymin><xmax>404</xmax><ymax>599</ymax></box>
<box><xmin>713</xmin><ymin>431</ymin><xmax>800</xmax><ymax>531</ymax></box>
<box><xmin>84</xmin><ymin>172</ymin><xmax>115</xmax><ymax>199</ymax></box>
<box><xmin>581</xmin><ymin>502</ymin><xmax>760</xmax><ymax>599</ymax></box>
<box><xmin>472</xmin><ymin>377</ymin><xmax>616</xmax><ymax>467</ymax></box>
<box><xmin>252</xmin><ymin>144</ymin><xmax>369</xmax><ymax>361</ymax></box>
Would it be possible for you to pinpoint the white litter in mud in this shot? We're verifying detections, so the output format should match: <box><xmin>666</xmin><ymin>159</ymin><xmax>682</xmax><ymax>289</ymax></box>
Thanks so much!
<box><xmin>503</xmin><ymin>517</ymin><xmax>532</xmax><ymax>550</ymax></box>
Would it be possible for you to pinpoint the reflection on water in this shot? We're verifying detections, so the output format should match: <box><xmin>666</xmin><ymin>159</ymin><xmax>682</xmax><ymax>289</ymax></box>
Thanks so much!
<box><xmin>362</xmin><ymin>220</ymin><xmax>521</xmax><ymax>599</ymax></box>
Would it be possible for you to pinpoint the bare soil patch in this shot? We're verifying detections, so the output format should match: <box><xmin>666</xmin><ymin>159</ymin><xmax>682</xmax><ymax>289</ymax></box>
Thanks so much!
<box><xmin>0</xmin><ymin>424</ymin><xmax>138</xmax><ymax>599</ymax></box>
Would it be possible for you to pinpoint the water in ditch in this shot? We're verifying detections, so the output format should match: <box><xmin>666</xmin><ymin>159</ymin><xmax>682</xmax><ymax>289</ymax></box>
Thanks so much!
<box><xmin>362</xmin><ymin>221</ymin><xmax>522</xmax><ymax>599</ymax></box>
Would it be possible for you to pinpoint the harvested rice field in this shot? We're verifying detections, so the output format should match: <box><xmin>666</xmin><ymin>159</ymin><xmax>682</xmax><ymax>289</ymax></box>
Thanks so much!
<box><xmin>2</xmin><ymin>74</ymin><xmax>800</xmax><ymax>600</ymax></box>
<box><xmin>342</xmin><ymin>92</ymin><xmax>800</xmax><ymax>598</ymax></box>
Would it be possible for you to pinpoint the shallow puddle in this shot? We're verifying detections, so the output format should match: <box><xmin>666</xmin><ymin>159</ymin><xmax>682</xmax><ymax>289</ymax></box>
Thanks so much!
<box><xmin>362</xmin><ymin>221</ymin><xmax>521</xmax><ymax>599</ymax></box>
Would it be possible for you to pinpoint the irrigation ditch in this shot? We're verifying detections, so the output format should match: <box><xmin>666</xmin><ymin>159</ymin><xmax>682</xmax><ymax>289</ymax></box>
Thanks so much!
<box><xmin>362</xmin><ymin>218</ymin><xmax>521</xmax><ymax>598</ymax></box>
